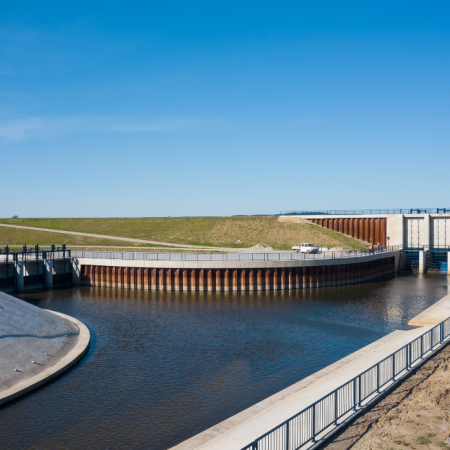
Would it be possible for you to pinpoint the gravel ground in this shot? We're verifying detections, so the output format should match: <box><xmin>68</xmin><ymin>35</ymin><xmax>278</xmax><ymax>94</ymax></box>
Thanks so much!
<box><xmin>322</xmin><ymin>342</ymin><xmax>450</xmax><ymax>450</ymax></box>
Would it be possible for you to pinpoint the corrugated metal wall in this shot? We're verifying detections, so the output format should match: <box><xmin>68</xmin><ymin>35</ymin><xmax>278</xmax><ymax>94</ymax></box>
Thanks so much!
<box><xmin>308</xmin><ymin>218</ymin><xmax>387</xmax><ymax>247</ymax></box>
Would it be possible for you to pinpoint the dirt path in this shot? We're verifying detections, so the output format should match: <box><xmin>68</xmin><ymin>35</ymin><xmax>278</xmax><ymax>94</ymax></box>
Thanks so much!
<box><xmin>0</xmin><ymin>223</ymin><xmax>239</xmax><ymax>251</ymax></box>
<box><xmin>322</xmin><ymin>343</ymin><xmax>450</xmax><ymax>450</ymax></box>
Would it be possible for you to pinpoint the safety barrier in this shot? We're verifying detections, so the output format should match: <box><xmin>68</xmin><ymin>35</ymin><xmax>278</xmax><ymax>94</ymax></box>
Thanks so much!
<box><xmin>71</xmin><ymin>247</ymin><xmax>400</xmax><ymax>262</ymax></box>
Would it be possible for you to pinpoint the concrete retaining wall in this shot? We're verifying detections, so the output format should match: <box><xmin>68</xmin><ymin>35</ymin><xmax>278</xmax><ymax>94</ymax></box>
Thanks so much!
<box><xmin>74</xmin><ymin>253</ymin><xmax>396</xmax><ymax>291</ymax></box>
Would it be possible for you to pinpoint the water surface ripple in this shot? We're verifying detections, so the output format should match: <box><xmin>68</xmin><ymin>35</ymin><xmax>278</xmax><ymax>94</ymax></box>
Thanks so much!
<box><xmin>0</xmin><ymin>274</ymin><xmax>448</xmax><ymax>449</ymax></box>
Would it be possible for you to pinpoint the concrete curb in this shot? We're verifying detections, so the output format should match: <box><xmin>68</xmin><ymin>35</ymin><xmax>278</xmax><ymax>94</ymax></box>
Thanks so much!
<box><xmin>0</xmin><ymin>310</ymin><xmax>90</xmax><ymax>406</ymax></box>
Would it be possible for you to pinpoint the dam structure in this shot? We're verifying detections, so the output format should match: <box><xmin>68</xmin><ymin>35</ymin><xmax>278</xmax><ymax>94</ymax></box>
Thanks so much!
<box><xmin>280</xmin><ymin>208</ymin><xmax>450</xmax><ymax>249</ymax></box>
<box><xmin>280</xmin><ymin>208</ymin><xmax>450</xmax><ymax>274</ymax></box>
<box><xmin>1</xmin><ymin>245</ymin><xmax>448</xmax><ymax>294</ymax></box>
<box><xmin>0</xmin><ymin>247</ymin><xmax>402</xmax><ymax>294</ymax></box>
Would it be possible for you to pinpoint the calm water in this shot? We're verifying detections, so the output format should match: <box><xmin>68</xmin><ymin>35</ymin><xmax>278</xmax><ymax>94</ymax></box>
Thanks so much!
<box><xmin>0</xmin><ymin>274</ymin><xmax>448</xmax><ymax>449</ymax></box>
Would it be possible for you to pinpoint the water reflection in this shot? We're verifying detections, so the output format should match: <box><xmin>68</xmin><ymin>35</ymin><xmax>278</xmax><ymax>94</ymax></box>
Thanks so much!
<box><xmin>0</xmin><ymin>273</ymin><xmax>448</xmax><ymax>450</ymax></box>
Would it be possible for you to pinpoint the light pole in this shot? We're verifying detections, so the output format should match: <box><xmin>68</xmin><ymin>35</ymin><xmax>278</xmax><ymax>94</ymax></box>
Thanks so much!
<box><xmin>387</xmin><ymin>236</ymin><xmax>390</xmax><ymax>250</ymax></box>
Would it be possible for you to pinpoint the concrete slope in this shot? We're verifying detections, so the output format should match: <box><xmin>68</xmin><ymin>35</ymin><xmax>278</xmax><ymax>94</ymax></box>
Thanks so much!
<box><xmin>0</xmin><ymin>223</ymin><xmax>241</xmax><ymax>251</ymax></box>
<box><xmin>0</xmin><ymin>291</ymin><xmax>88</xmax><ymax>400</ymax></box>
<box><xmin>408</xmin><ymin>293</ymin><xmax>450</xmax><ymax>327</ymax></box>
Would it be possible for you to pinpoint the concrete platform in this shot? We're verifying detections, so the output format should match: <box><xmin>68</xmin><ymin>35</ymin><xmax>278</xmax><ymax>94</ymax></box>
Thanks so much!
<box><xmin>0</xmin><ymin>291</ymin><xmax>90</xmax><ymax>406</ymax></box>
<box><xmin>408</xmin><ymin>293</ymin><xmax>450</xmax><ymax>327</ymax></box>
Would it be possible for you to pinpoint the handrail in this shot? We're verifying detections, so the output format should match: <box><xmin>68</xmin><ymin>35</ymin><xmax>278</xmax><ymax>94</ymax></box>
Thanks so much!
<box><xmin>69</xmin><ymin>246</ymin><xmax>400</xmax><ymax>263</ymax></box>
<box><xmin>241</xmin><ymin>317</ymin><xmax>450</xmax><ymax>450</ymax></box>
<box><xmin>281</xmin><ymin>208</ymin><xmax>450</xmax><ymax>216</ymax></box>
<box><xmin>0</xmin><ymin>250</ymin><xmax>71</xmax><ymax>263</ymax></box>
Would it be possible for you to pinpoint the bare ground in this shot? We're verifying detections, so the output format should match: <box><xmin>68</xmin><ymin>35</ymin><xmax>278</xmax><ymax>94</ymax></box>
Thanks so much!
<box><xmin>322</xmin><ymin>343</ymin><xmax>450</xmax><ymax>450</ymax></box>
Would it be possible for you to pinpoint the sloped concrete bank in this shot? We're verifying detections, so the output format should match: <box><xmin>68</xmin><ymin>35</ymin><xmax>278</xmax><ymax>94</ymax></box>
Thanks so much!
<box><xmin>0</xmin><ymin>291</ymin><xmax>90</xmax><ymax>406</ymax></box>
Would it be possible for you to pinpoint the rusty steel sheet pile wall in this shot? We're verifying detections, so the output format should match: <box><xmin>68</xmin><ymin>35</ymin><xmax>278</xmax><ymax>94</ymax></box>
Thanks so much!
<box><xmin>80</xmin><ymin>257</ymin><xmax>394</xmax><ymax>291</ymax></box>
<box><xmin>308</xmin><ymin>217</ymin><xmax>387</xmax><ymax>247</ymax></box>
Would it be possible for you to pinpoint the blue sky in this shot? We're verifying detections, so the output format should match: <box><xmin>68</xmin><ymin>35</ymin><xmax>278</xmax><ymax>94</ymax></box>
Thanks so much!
<box><xmin>1</xmin><ymin>1</ymin><xmax>449</xmax><ymax>217</ymax></box>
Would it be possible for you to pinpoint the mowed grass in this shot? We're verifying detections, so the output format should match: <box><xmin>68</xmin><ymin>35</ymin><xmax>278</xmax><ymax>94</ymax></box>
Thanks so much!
<box><xmin>0</xmin><ymin>217</ymin><xmax>369</xmax><ymax>250</ymax></box>
<box><xmin>0</xmin><ymin>226</ymin><xmax>160</xmax><ymax>249</ymax></box>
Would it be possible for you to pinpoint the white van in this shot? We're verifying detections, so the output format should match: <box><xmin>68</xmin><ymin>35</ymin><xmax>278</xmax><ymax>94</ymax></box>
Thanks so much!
<box><xmin>292</xmin><ymin>243</ymin><xmax>320</xmax><ymax>253</ymax></box>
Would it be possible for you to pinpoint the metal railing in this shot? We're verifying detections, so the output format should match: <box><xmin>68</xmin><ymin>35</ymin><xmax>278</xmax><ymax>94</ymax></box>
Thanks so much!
<box><xmin>70</xmin><ymin>246</ymin><xmax>400</xmax><ymax>262</ymax></box>
<box><xmin>281</xmin><ymin>208</ymin><xmax>450</xmax><ymax>216</ymax></box>
<box><xmin>0</xmin><ymin>250</ymin><xmax>71</xmax><ymax>263</ymax></box>
<box><xmin>241</xmin><ymin>317</ymin><xmax>450</xmax><ymax>450</ymax></box>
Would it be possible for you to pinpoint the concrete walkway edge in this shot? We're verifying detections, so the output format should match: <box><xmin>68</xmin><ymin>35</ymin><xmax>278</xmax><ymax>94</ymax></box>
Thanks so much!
<box><xmin>0</xmin><ymin>310</ymin><xmax>90</xmax><ymax>406</ymax></box>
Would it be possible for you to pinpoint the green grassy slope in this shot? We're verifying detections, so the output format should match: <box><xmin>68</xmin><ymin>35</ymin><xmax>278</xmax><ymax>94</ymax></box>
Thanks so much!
<box><xmin>0</xmin><ymin>217</ymin><xmax>369</xmax><ymax>250</ymax></box>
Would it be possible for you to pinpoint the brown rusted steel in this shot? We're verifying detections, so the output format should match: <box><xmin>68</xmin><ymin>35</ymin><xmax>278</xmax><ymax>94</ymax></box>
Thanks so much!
<box><xmin>271</xmin><ymin>269</ymin><xmax>277</xmax><ymax>290</ymax></box>
<box><xmin>381</xmin><ymin>218</ymin><xmax>387</xmax><ymax>247</ymax></box>
<box><xmin>190</xmin><ymin>269</ymin><xmax>197</xmax><ymax>291</ymax></box>
<box><xmin>237</xmin><ymin>269</ymin><xmax>249</xmax><ymax>291</ymax></box>
<box><xmin>373</xmin><ymin>219</ymin><xmax>378</xmax><ymax>245</ymax></box>
<box><xmin>359</xmin><ymin>219</ymin><xmax>364</xmax><ymax>242</ymax></box>
<box><xmin>151</xmin><ymin>268</ymin><xmax>157</xmax><ymax>290</ymax></box>
<box><xmin>309</xmin><ymin>267</ymin><xmax>315</xmax><ymax>288</ymax></box>
<box><xmin>173</xmin><ymin>269</ymin><xmax>180</xmax><ymax>291</ymax></box>
<box><xmin>295</xmin><ymin>267</ymin><xmax>300</xmax><ymax>289</ymax></box>
<box><xmin>234</xmin><ymin>269</ymin><xmax>239</xmax><ymax>291</ymax></box>
<box><xmin>157</xmin><ymin>268</ymin><xmax>164</xmax><ymax>291</ymax></box>
<box><xmin>198</xmin><ymin>269</ymin><xmax>204</xmax><ymax>291</ymax></box>
<box><xmin>181</xmin><ymin>269</ymin><xmax>187</xmax><ymax>291</ymax></box>
<box><xmin>279</xmin><ymin>268</ymin><xmax>286</xmax><ymax>290</ymax></box>
<box><xmin>79</xmin><ymin>256</ymin><xmax>398</xmax><ymax>292</ymax></box>
<box><xmin>248</xmin><ymin>270</ymin><xmax>254</xmax><ymax>291</ymax></box>
<box><xmin>302</xmin><ymin>267</ymin><xmax>307</xmax><ymax>288</ymax></box>
<box><xmin>257</xmin><ymin>269</ymin><xmax>263</xmax><ymax>290</ymax></box>
<box><xmin>206</xmin><ymin>269</ymin><xmax>213</xmax><ymax>291</ymax></box>
<box><xmin>265</xmin><ymin>269</ymin><xmax>271</xmax><ymax>290</ymax></box>
<box><xmin>216</xmin><ymin>269</ymin><xmax>222</xmax><ymax>291</ymax></box>
<box><xmin>106</xmin><ymin>266</ymin><xmax>111</xmax><ymax>287</ymax></box>
<box><xmin>165</xmin><ymin>269</ymin><xmax>171</xmax><ymax>291</ymax></box>
<box><xmin>223</xmin><ymin>269</ymin><xmax>229</xmax><ymax>291</ymax></box>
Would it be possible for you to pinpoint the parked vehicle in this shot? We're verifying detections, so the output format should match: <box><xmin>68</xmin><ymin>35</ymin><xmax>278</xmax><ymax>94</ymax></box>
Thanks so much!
<box><xmin>292</xmin><ymin>243</ymin><xmax>320</xmax><ymax>253</ymax></box>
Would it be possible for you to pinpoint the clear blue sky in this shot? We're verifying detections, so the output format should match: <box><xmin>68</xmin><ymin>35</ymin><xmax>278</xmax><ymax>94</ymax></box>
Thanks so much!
<box><xmin>1</xmin><ymin>1</ymin><xmax>449</xmax><ymax>217</ymax></box>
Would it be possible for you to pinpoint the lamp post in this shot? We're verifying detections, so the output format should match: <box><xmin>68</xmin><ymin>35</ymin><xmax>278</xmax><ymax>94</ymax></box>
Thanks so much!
<box><xmin>387</xmin><ymin>236</ymin><xmax>390</xmax><ymax>250</ymax></box>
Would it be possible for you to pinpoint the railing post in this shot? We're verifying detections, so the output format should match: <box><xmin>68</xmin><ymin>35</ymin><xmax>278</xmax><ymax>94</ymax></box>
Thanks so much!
<box><xmin>353</xmin><ymin>378</ymin><xmax>356</xmax><ymax>410</ymax></box>
<box><xmin>376</xmin><ymin>365</ymin><xmax>380</xmax><ymax>392</ymax></box>
<box><xmin>431</xmin><ymin>329</ymin><xmax>433</xmax><ymax>350</ymax></box>
<box><xmin>286</xmin><ymin>421</ymin><xmax>289</xmax><ymax>450</ymax></box>
<box><xmin>334</xmin><ymin>390</ymin><xmax>338</xmax><ymax>423</ymax></box>
<box><xmin>406</xmin><ymin>345</ymin><xmax>409</xmax><ymax>369</ymax></box>
<box><xmin>392</xmin><ymin>353</ymin><xmax>395</xmax><ymax>380</ymax></box>
<box><xmin>421</xmin><ymin>335</ymin><xmax>423</xmax><ymax>357</ymax></box>
<box><xmin>358</xmin><ymin>375</ymin><xmax>361</xmax><ymax>406</ymax></box>
<box><xmin>312</xmin><ymin>404</ymin><xmax>316</xmax><ymax>442</ymax></box>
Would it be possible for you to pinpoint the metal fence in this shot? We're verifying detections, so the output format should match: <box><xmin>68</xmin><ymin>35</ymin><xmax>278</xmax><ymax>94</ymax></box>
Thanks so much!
<box><xmin>0</xmin><ymin>250</ymin><xmax>71</xmax><ymax>263</ymax></box>
<box><xmin>241</xmin><ymin>317</ymin><xmax>450</xmax><ymax>450</ymax></box>
<box><xmin>281</xmin><ymin>208</ymin><xmax>450</xmax><ymax>216</ymax></box>
<box><xmin>70</xmin><ymin>246</ymin><xmax>400</xmax><ymax>262</ymax></box>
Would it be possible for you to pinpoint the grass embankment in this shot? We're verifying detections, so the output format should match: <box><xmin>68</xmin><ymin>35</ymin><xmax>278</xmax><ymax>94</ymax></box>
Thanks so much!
<box><xmin>0</xmin><ymin>227</ymin><xmax>161</xmax><ymax>251</ymax></box>
<box><xmin>0</xmin><ymin>217</ymin><xmax>368</xmax><ymax>251</ymax></box>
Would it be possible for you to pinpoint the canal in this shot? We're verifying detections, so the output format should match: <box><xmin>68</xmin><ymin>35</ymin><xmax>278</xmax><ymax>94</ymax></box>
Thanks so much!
<box><xmin>0</xmin><ymin>273</ymin><xmax>448</xmax><ymax>449</ymax></box>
